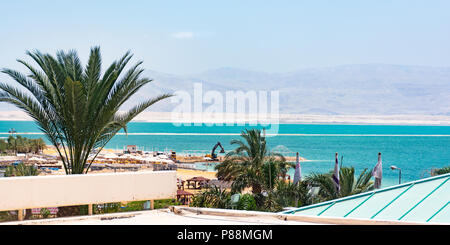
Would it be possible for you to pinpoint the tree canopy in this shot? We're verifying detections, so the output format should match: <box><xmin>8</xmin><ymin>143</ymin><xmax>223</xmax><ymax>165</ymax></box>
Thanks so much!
<box><xmin>0</xmin><ymin>47</ymin><xmax>171</xmax><ymax>174</ymax></box>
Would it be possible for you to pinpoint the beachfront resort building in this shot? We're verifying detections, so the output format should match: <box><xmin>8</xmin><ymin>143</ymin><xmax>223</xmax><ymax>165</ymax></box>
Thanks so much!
<box><xmin>126</xmin><ymin>145</ymin><xmax>138</xmax><ymax>153</ymax></box>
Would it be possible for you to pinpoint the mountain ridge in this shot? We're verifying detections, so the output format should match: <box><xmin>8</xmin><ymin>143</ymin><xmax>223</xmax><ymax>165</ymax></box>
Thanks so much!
<box><xmin>125</xmin><ymin>64</ymin><xmax>450</xmax><ymax>116</ymax></box>
<box><xmin>0</xmin><ymin>64</ymin><xmax>449</xmax><ymax>115</ymax></box>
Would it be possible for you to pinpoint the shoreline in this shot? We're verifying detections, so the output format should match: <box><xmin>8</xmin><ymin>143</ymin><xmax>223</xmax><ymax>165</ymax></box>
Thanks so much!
<box><xmin>1</xmin><ymin>111</ymin><xmax>450</xmax><ymax>126</ymax></box>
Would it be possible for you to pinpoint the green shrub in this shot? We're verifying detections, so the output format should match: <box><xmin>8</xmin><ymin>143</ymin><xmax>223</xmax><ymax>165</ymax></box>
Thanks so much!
<box><xmin>432</xmin><ymin>166</ymin><xmax>450</xmax><ymax>176</ymax></box>
<box><xmin>237</xmin><ymin>194</ymin><xmax>257</xmax><ymax>211</ymax></box>
<box><xmin>191</xmin><ymin>186</ymin><xmax>231</xmax><ymax>209</ymax></box>
<box><xmin>5</xmin><ymin>163</ymin><xmax>39</xmax><ymax>177</ymax></box>
<box><xmin>154</xmin><ymin>199</ymin><xmax>180</xmax><ymax>209</ymax></box>
<box><xmin>40</xmin><ymin>208</ymin><xmax>51</xmax><ymax>218</ymax></box>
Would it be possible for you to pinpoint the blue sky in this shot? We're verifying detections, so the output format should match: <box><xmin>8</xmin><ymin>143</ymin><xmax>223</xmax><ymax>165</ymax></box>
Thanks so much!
<box><xmin>0</xmin><ymin>0</ymin><xmax>449</xmax><ymax>75</ymax></box>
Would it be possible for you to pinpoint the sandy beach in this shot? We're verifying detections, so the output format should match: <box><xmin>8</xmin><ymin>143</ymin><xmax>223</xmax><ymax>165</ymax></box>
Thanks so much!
<box><xmin>39</xmin><ymin>145</ymin><xmax>218</xmax><ymax>181</ymax></box>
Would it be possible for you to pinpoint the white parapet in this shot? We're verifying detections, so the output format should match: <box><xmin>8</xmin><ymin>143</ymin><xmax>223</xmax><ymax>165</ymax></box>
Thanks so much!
<box><xmin>0</xmin><ymin>171</ymin><xmax>177</xmax><ymax>211</ymax></box>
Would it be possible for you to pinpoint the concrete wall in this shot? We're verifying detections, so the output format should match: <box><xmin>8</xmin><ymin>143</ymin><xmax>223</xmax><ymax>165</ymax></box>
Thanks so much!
<box><xmin>0</xmin><ymin>171</ymin><xmax>177</xmax><ymax>211</ymax></box>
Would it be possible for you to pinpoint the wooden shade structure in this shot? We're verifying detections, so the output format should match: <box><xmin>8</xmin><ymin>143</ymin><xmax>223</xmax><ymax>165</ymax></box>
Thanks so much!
<box><xmin>186</xmin><ymin>176</ymin><xmax>210</xmax><ymax>189</ymax></box>
<box><xmin>177</xmin><ymin>178</ymin><xmax>186</xmax><ymax>190</ymax></box>
<box><xmin>176</xmin><ymin>189</ymin><xmax>194</xmax><ymax>205</ymax></box>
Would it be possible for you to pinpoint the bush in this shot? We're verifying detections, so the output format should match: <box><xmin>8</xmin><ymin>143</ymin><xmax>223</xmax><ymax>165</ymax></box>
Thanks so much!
<box><xmin>5</xmin><ymin>163</ymin><xmax>39</xmax><ymax>177</ymax></box>
<box><xmin>431</xmin><ymin>166</ymin><xmax>450</xmax><ymax>176</ymax></box>
<box><xmin>155</xmin><ymin>199</ymin><xmax>180</xmax><ymax>209</ymax></box>
<box><xmin>237</xmin><ymin>194</ymin><xmax>257</xmax><ymax>211</ymax></box>
<box><xmin>190</xmin><ymin>186</ymin><xmax>231</xmax><ymax>209</ymax></box>
<box><xmin>40</xmin><ymin>208</ymin><xmax>51</xmax><ymax>218</ymax></box>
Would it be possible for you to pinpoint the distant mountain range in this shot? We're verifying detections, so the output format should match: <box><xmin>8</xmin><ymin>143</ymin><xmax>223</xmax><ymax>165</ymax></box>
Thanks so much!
<box><xmin>1</xmin><ymin>64</ymin><xmax>450</xmax><ymax>115</ymax></box>
<box><xmin>119</xmin><ymin>64</ymin><xmax>450</xmax><ymax>116</ymax></box>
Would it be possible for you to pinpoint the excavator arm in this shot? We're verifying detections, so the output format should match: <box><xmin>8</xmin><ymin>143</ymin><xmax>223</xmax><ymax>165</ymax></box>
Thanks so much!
<box><xmin>211</xmin><ymin>142</ymin><xmax>225</xmax><ymax>160</ymax></box>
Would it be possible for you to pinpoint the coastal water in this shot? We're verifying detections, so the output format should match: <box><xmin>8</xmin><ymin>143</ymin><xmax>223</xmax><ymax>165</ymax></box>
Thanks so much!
<box><xmin>1</xmin><ymin>121</ymin><xmax>450</xmax><ymax>188</ymax></box>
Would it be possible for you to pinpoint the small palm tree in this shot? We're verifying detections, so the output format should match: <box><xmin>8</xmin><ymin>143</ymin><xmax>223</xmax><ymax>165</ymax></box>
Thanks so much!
<box><xmin>215</xmin><ymin>129</ymin><xmax>287</xmax><ymax>194</ymax></box>
<box><xmin>305</xmin><ymin>166</ymin><xmax>374</xmax><ymax>201</ymax></box>
<box><xmin>5</xmin><ymin>163</ymin><xmax>39</xmax><ymax>177</ymax></box>
<box><xmin>273</xmin><ymin>180</ymin><xmax>311</xmax><ymax>208</ymax></box>
<box><xmin>191</xmin><ymin>186</ymin><xmax>231</xmax><ymax>209</ymax></box>
<box><xmin>0</xmin><ymin>47</ymin><xmax>171</xmax><ymax>174</ymax></box>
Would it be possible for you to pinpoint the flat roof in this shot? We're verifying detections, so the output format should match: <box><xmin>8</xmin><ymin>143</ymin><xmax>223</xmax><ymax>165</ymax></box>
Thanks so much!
<box><xmin>2</xmin><ymin>209</ymin><xmax>320</xmax><ymax>225</ymax></box>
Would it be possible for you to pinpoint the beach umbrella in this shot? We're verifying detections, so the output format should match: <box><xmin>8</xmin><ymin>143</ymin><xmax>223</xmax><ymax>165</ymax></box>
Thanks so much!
<box><xmin>158</xmin><ymin>154</ymin><xmax>169</xmax><ymax>159</ymax></box>
<box><xmin>162</xmin><ymin>159</ymin><xmax>175</xmax><ymax>164</ymax></box>
<box><xmin>293</xmin><ymin>152</ymin><xmax>302</xmax><ymax>185</ymax></box>
<box><xmin>145</xmin><ymin>156</ymin><xmax>160</xmax><ymax>162</ymax></box>
<box><xmin>118</xmin><ymin>154</ymin><xmax>132</xmax><ymax>159</ymax></box>
<box><xmin>332</xmin><ymin>152</ymin><xmax>340</xmax><ymax>193</ymax></box>
<box><xmin>28</xmin><ymin>157</ymin><xmax>47</xmax><ymax>162</ymax></box>
<box><xmin>103</xmin><ymin>153</ymin><xmax>118</xmax><ymax>159</ymax></box>
<box><xmin>372</xmin><ymin>152</ymin><xmax>383</xmax><ymax>189</ymax></box>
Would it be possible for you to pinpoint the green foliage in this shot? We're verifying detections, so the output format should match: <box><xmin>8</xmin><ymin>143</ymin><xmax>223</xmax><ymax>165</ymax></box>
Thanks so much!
<box><xmin>5</xmin><ymin>163</ymin><xmax>39</xmax><ymax>177</ymax></box>
<box><xmin>272</xmin><ymin>180</ymin><xmax>312</xmax><ymax>208</ymax></box>
<box><xmin>154</xmin><ymin>199</ymin><xmax>181</xmax><ymax>209</ymax></box>
<box><xmin>94</xmin><ymin>203</ymin><xmax>121</xmax><ymax>214</ymax></box>
<box><xmin>0</xmin><ymin>47</ymin><xmax>172</xmax><ymax>174</ymax></box>
<box><xmin>79</xmin><ymin>199</ymin><xmax>182</xmax><ymax>215</ymax></box>
<box><xmin>237</xmin><ymin>193</ymin><xmax>257</xmax><ymax>211</ymax></box>
<box><xmin>199</xmin><ymin>129</ymin><xmax>377</xmax><ymax>212</ymax></box>
<box><xmin>0</xmin><ymin>211</ymin><xmax>18</xmax><ymax>222</ymax></box>
<box><xmin>215</xmin><ymin>129</ymin><xmax>288</xmax><ymax>194</ymax></box>
<box><xmin>0</xmin><ymin>136</ymin><xmax>46</xmax><ymax>154</ymax></box>
<box><xmin>305</xmin><ymin>166</ymin><xmax>374</xmax><ymax>202</ymax></box>
<box><xmin>40</xmin><ymin>208</ymin><xmax>51</xmax><ymax>218</ymax></box>
<box><xmin>190</xmin><ymin>186</ymin><xmax>231</xmax><ymax>209</ymax></box>
<box><xmin>260</xmin><ymin>191</ymin><xmax>283</xmax><ymax>212</ymax></box>
<box><xmin>431</xmin><ymin>166</ymin><xmax>450</xmax><ymax>176</ymax></box>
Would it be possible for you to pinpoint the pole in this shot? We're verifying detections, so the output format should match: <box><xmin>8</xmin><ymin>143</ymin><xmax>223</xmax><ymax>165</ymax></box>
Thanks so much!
<box><xmin>88</xmin><ymin>204</ymin><xmax>93</xmax><ymax>215</ymax></box>
<box><xmin>263</xmin><ymin>128</ymin><xmax>271</xmax><ymax>190</ymax></box>
<box><xmin>399</xmin><ymin>169</ymin><xmax>402</xmax><ymax>184</ymax></box>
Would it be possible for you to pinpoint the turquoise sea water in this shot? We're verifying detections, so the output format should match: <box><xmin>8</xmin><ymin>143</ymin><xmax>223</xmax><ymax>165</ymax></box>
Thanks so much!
<box><xmin>1</xmin><ymin>121</ymin><xmax>449</xmax><ymax>188</ymax></box>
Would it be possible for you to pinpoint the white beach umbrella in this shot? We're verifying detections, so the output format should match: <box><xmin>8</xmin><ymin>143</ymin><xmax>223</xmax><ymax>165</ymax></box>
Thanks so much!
<box><xmin>146</xmin><ymin>157</ymin><xmax>159</xmax><ymax>162</ymax></box>
<box><xmin>332</xmin><ymin>152</ymin><xmax>340</xmax><ymax>192</ymax></box>
<box><xmin>293</xmin><ymin>152</ymin><xmax>302</xmax><ymax>185</ymax></box>
<box><xmin>103</xmin><ymin>153</ymin><xmax>118</xmax><ymax>159</ymax></box>
<box><xmin>118</xmin><ymin>154</ymin><xmax>132</xmax><ymax>159</ymax></box>
<box><xmin>28</xmin><ymin>157</ymin><xmax>47</xmax><ymax>162</ymax></box>
<box><xmin>372</xmin><ymin>152</ymin><xmax>383</xmax><ymax>189</ymax></box>
<box><xmin>130</xmin><ymin>155</ymin><xmax>145</xmax><ymax>160</ymax></box>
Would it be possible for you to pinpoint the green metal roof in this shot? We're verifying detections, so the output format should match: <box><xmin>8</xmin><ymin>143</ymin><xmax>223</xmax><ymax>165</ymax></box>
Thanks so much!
<box><xmin>281</xmin><ymin>173</ymin><xmax>450</xmax><ymax>224</ymax></box>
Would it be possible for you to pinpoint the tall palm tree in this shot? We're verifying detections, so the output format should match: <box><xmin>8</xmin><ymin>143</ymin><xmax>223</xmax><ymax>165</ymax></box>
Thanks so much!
<box><xmin>0</xmin><ymin>47</ymin><xmax>171</xmax><ymax>174</ymax></box>
<box><xmin>305</xmin><ymin>166</ymin><xmax>374</xmax><ymax>201</ymax></box>
<box><xmin>215</xmin><ymin>129</ymin><xmax>287</xmax><ymax>194</ymax></box>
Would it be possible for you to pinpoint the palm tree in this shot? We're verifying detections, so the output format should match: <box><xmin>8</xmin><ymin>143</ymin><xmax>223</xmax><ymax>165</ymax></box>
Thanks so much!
<box><xmin>191</xmin><ymin>186</ymin><xmax>231</xmax><ymax>209</ymax></box>
<box><xmin>215</xmin><ymin>129</ymin><xmax>287</xmax><ymax>194</ymax></box>
<box><xmin>273</xmin><ymin>179</ymin><xmax>311</xmax><ymax>208</ymax></box>
<box><xmin>0</xmin><ymin>47</ymin><xmax>171</xmax><ymax>174</ymax></box>
<box><xmin>305</xmin><ymin>166</ymin><xmax>374</xmax><ymax>201</ymax></box>
<box><xmin>5</xmin><ymin>163</ymin><xmax>39</xmax><ymax>177</ymax></box>
<box><xmin>32</xmin><ymin>138</ymin><xmax>46</xmax><ymax>153</ymax></box>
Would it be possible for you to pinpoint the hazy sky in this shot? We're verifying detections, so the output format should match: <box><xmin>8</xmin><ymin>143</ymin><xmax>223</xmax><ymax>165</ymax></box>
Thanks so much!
<box><xmin>1</xmin><ymin>0</ymin><xmax>449</xmax><ymax>75</ymax></box>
